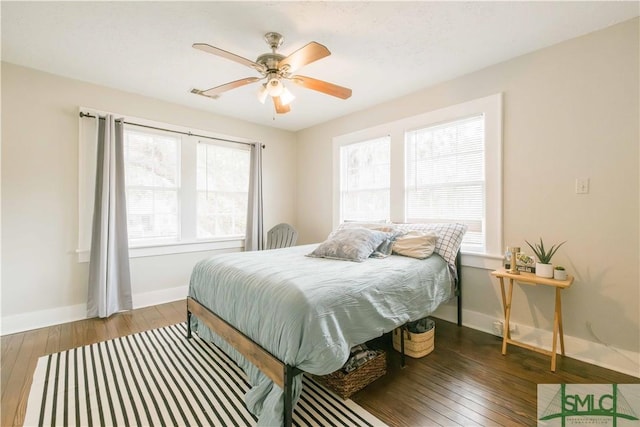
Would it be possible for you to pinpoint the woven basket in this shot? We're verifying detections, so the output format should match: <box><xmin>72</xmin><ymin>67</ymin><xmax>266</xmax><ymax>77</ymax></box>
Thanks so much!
<box><xmin>392</xmin><ymin>326</ymin><xmax>435</xmax><ymax>358</ymax></box>
<box><xmin>311</xmin><ymin>351</ymin><xmax>386</xmax><ymax>399</ymax></box>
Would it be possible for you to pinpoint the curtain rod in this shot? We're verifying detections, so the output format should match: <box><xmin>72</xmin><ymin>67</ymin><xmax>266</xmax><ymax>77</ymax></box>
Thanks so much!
<box><xmin>79</xmin><ymin>112</ymin><xmax>264</xmax><ymax>148</ymax></box>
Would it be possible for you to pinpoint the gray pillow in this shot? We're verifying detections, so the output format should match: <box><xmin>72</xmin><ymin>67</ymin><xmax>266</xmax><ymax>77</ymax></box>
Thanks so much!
<box><xmin>371</xmin><ymin>230</ymin><xmax>405</xmax><ymax>258</ymax></box>
<box><xmin>307</xmin><ymin>228</ymin><xmax>392</xmax><ymax>262</ymax></box>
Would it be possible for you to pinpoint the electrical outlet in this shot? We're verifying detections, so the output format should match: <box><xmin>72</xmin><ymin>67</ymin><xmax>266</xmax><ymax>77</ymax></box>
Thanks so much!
<box><xmin>493</xmin><ymin>321</ymin><xmax>504</xmax><ymax>337</ymax></box>
<box><xmin>492</xmin><ymin>320</ymin><xmax>517</xmax><ymax>337</ymax></box>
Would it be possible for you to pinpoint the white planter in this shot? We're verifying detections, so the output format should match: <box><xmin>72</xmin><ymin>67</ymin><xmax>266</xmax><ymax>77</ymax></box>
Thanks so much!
<box><xmin>536</xmin><ymin>262</ymin><xmax>554</xmax><ymax>278</ymax></box>
<box><xmin>554</xmin><ymin>269</ymin><xmax>567</xmax><ymax>280</ymax></box>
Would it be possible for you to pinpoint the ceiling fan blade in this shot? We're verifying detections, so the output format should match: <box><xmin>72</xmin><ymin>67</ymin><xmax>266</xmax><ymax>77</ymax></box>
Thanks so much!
<box><xmin>290</xmin><ymin>75</ymin><xmax>352</xmax><ymax>99</ymax></box>
<box><xmin>193</xmin><ymin>43</ymin><xmax>266</xmax><ymax>73</ymax></box>
<box><xmin>192</xmin><ymin>77</ymin><xmax>262</xmax><ymax>98</ymax></box>
<box><xmin>273</xmin><ymin>96</ymin><xmax>291</xmax><ymax>114</ymax></box>
<box><xmin>278</xmin><ymin>42</ymin><xmax>330</xmax><ymax>74</ymax></box>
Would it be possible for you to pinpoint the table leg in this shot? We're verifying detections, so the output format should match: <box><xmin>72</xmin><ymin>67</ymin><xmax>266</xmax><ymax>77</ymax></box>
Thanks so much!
<box><xmin>498</xmin><ymin>278</ymin><xmax>510</xmax><ymax>340</ymax></box>
<box><xmin>499</xmin><ymin>277</ymin><xmax>506</xmax><ymax>316</ymax></box>
<box><xmin>551</xmin><ymin>288</ymin><xmax>562</xmax><ymax>372</ymax></box>
<box><xmin>556</xmin><ymin>289</ymin><xmax>565</xmax><ymax>356</ymax></box>
<box><xmin>502</xmin><ymin>279</ymin><xmax>514</xmax><ymax>355</ymax></box>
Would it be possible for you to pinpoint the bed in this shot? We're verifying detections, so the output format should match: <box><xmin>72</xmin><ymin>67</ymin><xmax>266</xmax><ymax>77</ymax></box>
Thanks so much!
<box><xmin>186</xmin><ymin>223</ymin><xmax>466</xmax><ymax>426</ymax></box>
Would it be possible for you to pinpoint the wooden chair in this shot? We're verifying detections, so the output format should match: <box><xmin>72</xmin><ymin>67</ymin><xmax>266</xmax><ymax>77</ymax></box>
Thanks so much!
<box><xmin>265</xmin><ymin>223</ymin><xmax>298</xmax><ymax>249</ymax></box>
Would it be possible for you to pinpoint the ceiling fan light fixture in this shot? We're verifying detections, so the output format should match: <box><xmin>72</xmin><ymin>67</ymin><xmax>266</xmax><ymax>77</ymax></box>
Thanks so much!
<box><xmin>266</xmin><ymin>77</ymin><xmax>284</xmax><ymax>97</ymax></box>
<box><xmin>257</xmin><ymin>83</ymin><xmax>269</xmax><ymax>104</ymax></box>
<box><xmin>280</xmin><ymin>87</ymin><xmax>295</xmax><ymax>106</ymax></box>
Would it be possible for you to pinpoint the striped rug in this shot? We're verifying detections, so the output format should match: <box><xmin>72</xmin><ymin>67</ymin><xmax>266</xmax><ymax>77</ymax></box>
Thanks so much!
<box><xmin>25</xmin><ymin>323</ymin><xmax>386</xmax><ymax>427</ymax></box>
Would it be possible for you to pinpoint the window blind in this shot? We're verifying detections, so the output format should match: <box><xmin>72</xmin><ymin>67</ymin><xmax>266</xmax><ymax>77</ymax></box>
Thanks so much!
<box><xmin>405</xmin><ymin>115</ymin><xmax>485</xmax><ymax>250</ymax></box>
<box><xmin>340</xmin><ymin>136</ymin><xmax>391</xmax><ymax>222</ymax></box>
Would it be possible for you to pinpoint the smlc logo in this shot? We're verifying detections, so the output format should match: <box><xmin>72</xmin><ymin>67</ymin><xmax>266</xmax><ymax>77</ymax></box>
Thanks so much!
<box><xmin>538</xmin><ymin>384</ymin><xmax>640</xmax><ymax>426</ymax></box>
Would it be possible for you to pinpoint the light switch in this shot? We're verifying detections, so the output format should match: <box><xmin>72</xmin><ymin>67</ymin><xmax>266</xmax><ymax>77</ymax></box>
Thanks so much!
<box><xmin>575</xmin><ymin>178</ymin><xmax>589</xmax><ymax>194</ymax></box>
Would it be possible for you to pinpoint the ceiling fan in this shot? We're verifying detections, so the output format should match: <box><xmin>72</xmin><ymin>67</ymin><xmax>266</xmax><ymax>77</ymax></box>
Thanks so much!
<box><xmin>191</xmin><ymin>32</ymin><xmax>352</xmax><ymax>114</ymax></box>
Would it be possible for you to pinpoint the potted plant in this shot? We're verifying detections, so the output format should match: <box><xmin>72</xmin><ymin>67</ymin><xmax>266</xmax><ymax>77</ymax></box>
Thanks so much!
<box><xmin>525</xmin><ymin>238</ymin><xmax>566</xmax><ymax>278</ymax></box>
<box><xmin>554</xmin><ymin>266</ymin><xmax>567</xmax><ymax>280</ymax></box>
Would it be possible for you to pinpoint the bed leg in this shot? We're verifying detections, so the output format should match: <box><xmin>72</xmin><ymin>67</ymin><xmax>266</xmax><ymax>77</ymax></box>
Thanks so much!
<box><xmin>456</xmin><ymin>251</ymin><xmax>462</xmax><ymax>327</ymax></box>
<box><xmin>186</xmin><ymin>310</ymin><xmax>192</xmax><ymax>339</ymax></box>
<box><xmin>457</xmin><ymin>292</ymin><xmax>462</xmax><ymax>327</ymax></box>
<box><xmin>400</xmin><ymin>327</ymin><xmax>406</xmax><ymax>368</ymax></box>
<box><xmin>283</xmin><ymin>365</ymin><xmax>294</xmax><ymax>427</ymax></box>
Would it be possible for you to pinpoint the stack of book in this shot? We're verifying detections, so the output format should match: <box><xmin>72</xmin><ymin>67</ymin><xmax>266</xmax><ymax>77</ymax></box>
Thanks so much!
<box><xmin>504</xmin><ymin>263</ymin><xmax>536</xmax><ymax>273</ymax></box>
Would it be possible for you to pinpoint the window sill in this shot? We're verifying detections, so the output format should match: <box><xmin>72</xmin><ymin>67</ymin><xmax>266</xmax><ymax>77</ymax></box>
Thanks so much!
<box><xmin>77</xmin><ymin>238</ymin><xmax>244</xmax><ymax>263</ymax></box>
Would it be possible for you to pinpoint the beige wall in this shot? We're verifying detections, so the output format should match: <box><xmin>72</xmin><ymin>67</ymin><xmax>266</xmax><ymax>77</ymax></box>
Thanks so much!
<box><xmin>296</xmin><ymin>19</ymin><xmax>639</xmax><ymax>371</ymax></box>
<box><xmin>1</xmin><ymin>63</ymin><xmax>297</xmax><ymax>326</ymax></box>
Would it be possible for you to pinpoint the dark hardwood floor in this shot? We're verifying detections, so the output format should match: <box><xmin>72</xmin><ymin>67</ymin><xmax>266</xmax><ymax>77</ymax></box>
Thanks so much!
<box><xmin>2</xmin><ymin>300</ymin><xmax>638</xmax><ymax>426</ymax></box>
<box><xmin>356</xmin><ymin>320</ymin><xmax>640</xmax><ymax>426</ymax></box>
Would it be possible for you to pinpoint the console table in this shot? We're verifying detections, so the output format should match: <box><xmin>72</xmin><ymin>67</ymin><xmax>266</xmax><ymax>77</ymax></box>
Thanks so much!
<box><xmin>490</xmin><ymin>269</ymin><xmax>574</xmax><ymax>372</ymax></box>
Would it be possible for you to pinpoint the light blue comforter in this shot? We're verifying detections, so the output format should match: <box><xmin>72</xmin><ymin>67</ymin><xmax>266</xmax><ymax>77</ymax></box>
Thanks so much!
<box><xmin>188</xmin><ymin>244</ymin><xmax>453</xmax><ymax>426</ymax></box>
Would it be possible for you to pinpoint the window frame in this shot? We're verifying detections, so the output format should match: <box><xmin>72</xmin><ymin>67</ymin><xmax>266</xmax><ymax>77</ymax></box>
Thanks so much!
<box><xmin>77</xmin><ymin>108</ymin><xmax>253</xmax><ymax>262</ymax></box>
<box><xmin>332</xmin><ymin>94</ymin><xmax>503</xmax><ymax>269</ymax></box>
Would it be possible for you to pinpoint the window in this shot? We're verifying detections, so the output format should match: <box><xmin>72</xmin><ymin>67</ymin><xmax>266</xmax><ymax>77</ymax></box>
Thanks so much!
<box><xmin>333</xmin><ymin>93</ymin><xmax>502</xmax><ymax>265</ymax></box>
<box><xmin>339</xmin><ymin>136</ymin><xmax>390</xmax><ymax>222</ymax></box>
<box><xmin>78</xmin><ymin>109</ymin><xmax>254</xmax><ymax>260</ymax></box>
<box><xmin>405</xmin><ymin>115</ymin><xmax>485</xmax><ymax>251</ymax></box>
<box><xmin>197</xmin><ymin>142</ymin><xmax>250</xmax><ymax>238</ymax></box>
<box><xmin>124</xmin><ymin>129</ymin><xmax>180</xmax><ymax>244</ymax></box>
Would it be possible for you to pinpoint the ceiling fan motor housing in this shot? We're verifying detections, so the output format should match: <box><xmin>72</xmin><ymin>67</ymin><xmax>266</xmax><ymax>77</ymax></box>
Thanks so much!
<box><xmin>256</xmin><ymin>53</ymin><xmax>286</xmax><ymax>75</ymax></box>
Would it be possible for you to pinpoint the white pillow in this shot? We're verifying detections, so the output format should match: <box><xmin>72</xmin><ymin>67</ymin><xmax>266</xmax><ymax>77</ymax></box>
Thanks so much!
<box><xmin>392</xmin><ymin>231</ymin><xmax>438</xmax><ymax>259</ymax></box>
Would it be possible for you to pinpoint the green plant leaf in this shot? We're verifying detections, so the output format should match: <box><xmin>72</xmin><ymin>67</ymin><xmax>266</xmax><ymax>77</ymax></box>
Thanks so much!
<box><xmin>525</xmin><ymin>238</ymin><xmax>566</xmax><ymax>264</ymax></box>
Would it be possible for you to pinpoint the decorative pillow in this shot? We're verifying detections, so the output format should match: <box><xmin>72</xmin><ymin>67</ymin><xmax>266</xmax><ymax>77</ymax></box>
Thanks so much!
<box><xmin>392</xmin><ymin>231</ymin><xmax>438</xmax><ymax>259</ymax></box>
<box><xmin>307</xmin><ymin>228</ymin><xmax>391</xmax><ymax>262</ymax></box>
<box><xmin>371</xmin><ymin>230</ymin><xmax>405</xmax><ymax>258</ymax></box>
<box><xmin>393</xmin><ymin>223</ymin><xmax>467</xmax><ymax>266</ymax></box>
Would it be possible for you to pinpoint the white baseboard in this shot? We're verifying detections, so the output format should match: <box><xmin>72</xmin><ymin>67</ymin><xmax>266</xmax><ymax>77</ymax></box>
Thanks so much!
<box><xmin>0</xmin><ymin>285</ymin><xmax>188</xmax><ymax>336</ymax></box>
<box><xmin>1</xmin><ymin>303</ymin><xmax>88</xmax><ymax>336</ymax></box>
<box><xmin>432</xmin><ymin>304</ymin><xmax>640</xmax><ymax>379</ymax></box>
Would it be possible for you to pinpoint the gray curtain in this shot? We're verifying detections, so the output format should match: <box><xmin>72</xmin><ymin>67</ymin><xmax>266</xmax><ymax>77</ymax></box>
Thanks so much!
<box><xmin>87</xmin><ymin>115</ymin><xmax>133</xmax><ymax>318</ymax></box>
<box><xmin>244</xmin><ymin>143</ymin><xmax>264</xmax><ymax>251</ymax></box>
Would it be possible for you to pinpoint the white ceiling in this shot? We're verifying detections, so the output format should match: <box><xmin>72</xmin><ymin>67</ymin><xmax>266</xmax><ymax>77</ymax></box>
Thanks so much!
<box><xmin>2</xmin><ymin>1</ymin><xmax>638</xmax><ymax>131</ymax></box>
